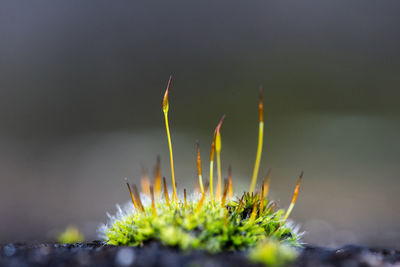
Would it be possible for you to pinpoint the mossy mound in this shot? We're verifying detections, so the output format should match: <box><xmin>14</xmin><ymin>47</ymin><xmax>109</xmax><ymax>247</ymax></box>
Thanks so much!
<box><xmin>102</xmin><ymin>193</ymin><xmax>301</xmax><ymax>253</ymax></box>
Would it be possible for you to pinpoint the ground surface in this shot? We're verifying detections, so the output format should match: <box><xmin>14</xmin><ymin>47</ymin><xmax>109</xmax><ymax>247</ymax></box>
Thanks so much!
<box><xmin>0</xmin><ymin>241</ymin><xmax>399</xmax><ymax>267</ymax></box>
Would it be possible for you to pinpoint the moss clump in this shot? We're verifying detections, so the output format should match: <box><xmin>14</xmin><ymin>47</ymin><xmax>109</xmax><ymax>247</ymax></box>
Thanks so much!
<box><xmin>101</xmin><ymin>77</ymin><xmax>303</xmax><ymax>255</ymax></box>
<box><xmin>103</xmin><ymin>192</ymin><xmax>300</xmax><ymax>253</ymax></box>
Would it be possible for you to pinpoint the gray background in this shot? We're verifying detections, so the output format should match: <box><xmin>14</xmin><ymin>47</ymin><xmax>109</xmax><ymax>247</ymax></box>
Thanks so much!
<box><xmin>0</xmin><ymin>0</ymin><xmax>399</xmax><ymax>248</ymax></box>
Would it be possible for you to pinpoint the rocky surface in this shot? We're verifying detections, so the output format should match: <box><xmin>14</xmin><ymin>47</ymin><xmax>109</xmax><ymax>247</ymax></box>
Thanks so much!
<box><xmin>0</xmin><ymin>241</ymin><xmax>399</xmax><ymax>267</ymax></box>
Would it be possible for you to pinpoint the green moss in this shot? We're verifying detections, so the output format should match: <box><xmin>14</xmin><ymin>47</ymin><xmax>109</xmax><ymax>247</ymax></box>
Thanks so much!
<box><xmin>103</xmin><ymin>193</ymin><xmax>301</xmax><ymax>253</ymax></box>
<box><xmin>249</xmin><ymin>239</ymin><xmax>299</xmax><ymax>267</ymax></box>
<box><xmin>101</xmin><ymin>78</ymin><xmax>303</xmax><ymax>257</ymax></box>
<box><xmin>58</xmin><ymin>226</ymin><xmax>84</xmax><ymax>244</ymax></box>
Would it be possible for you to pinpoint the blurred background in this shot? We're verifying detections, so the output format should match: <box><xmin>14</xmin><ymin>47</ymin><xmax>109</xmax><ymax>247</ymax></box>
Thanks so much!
<box><xmin>0</xmin><ymin>0</ymin><xmax>399</xmax><ymax>249</ymax></box>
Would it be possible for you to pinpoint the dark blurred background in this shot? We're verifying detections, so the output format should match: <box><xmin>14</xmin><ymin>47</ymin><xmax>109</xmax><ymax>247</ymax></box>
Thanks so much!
<box><xmin>0</xmin><ymin>0</ymin><xmax>399</xmax><ymax>248</ymax></box>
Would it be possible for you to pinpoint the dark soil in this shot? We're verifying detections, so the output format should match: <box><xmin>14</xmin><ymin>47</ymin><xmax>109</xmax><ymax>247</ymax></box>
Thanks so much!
<box><xmin>0</xmin><ymin>241</ymin><xmax>399</xmax><ymax>267</ymax></box>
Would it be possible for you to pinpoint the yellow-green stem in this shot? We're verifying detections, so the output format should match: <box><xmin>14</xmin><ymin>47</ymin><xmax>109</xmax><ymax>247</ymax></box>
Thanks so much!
<box><xmin>250</xmin><ymin>121</ymin><xmax>264</xmax><ymax>193</ymax></box>
<box><xmin>216</xmin><ymin>151</ymin><xmax>222</xmax><ymax>199</ymax></box>
<box><xmin>283</xmin><ymin>203</ymin><xmax>294</xmax><ymax>221</ymax></box>
<box><xmin>209</xmin><ymin>161</ymin><xmax>214</xmax><ymax>202</ymax></box>
<box><xmin>198</xmin><ymin>174</ymin><xmax>204</xmax><ymax>194</ymax></box>
<box><xmin>164</xmin><ymin>112</ymin><xmax>177</xmax><ymax>202</ymax></box>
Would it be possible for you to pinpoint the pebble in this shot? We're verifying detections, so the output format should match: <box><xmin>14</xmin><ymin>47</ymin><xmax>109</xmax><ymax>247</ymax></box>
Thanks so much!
<box><xmin>3</xmin><ymin>244</ymin><xmax>16</xmax><ymax>257</ymax></box>
<box><xmin>115</xmin><ymin>248</ymin><xmax>136</xmax><ymax>266</ymax></box>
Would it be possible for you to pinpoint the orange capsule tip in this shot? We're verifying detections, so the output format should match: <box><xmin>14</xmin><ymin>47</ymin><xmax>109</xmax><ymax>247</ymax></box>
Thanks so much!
<box><xmin>162</xmin><ymin>177</ymin><xmax>170</xmax><ymax>207</ymax></box>
<box><xmin>184</xmin><ymin>189</ymin><xmax>187</xmax><ymax>209</ymax></box>
<box><xmin>132</xmin><ymin>184</ymin><xmax>145</xmax><ymax>212</ymax></box>
<box><xmin>162</xmin><ymin>76</ymin><xmax>172</xmax><ymax>111</ymax></box>
<box><xmin>125</xmin><ymin>179</ymin><xmax>139</xmax><ymax>210</ymax></box>
<box><xmin>292</xmin><ymin>171</ymin><xmax>303</xmax><ymax>204</ymax></box>
<box><xmin>259</xmin><ymin>86</ymin><xmax>264</xmax><ymax>123</ymax></box>
<box><xmin>215</xmin><ymin>114</ymin><xmax>226</xmax><ymax>134</ymax></box>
